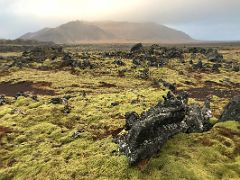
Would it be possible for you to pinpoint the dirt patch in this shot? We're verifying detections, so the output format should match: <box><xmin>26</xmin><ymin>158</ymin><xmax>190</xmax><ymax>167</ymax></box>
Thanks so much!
<box><xmin>0</xmin><ymin>81</ymin><xmax>55</xmax><ymax>96</ymax></box>
<box><xmin>177</xmin><ymin>80</ymin><xmax>240</xmax><ymax>101</ymax></box>
<box><xmin>92</xmin><ymin>127</ymin><xmax>124</xmax><ymax>141</ymax></box>
<box><xmin>216</xmin><ymin>126</ymin><xmax>240</xmax><ymax>139</ymax></box>
<box><xmin>204</xmin><ymin>80</ymin><xmax>240</xmax><ymax>88</ymax></box>
<box><xmin>178</xmin><ymin>87</ymin><xmax>240</xmax><ymax>101</ymax></box>
<box><xmin>0</xmin><ymin>126</ymin><xmax>12</xmax><ymax>142</ymax></box>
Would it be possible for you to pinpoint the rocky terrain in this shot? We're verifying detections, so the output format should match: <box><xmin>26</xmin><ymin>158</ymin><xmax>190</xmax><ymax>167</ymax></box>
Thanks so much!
<box><xmin>0</xmin><ymin>42</ymin><xmax>239</xmax><ymax>179</ymax></box>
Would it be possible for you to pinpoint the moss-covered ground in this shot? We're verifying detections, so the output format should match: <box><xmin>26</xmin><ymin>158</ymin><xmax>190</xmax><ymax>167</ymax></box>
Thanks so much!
<box><xmin>0</xmin><ymin>45</ymin><xmax>239</xmax><ymax>179</ymax></box>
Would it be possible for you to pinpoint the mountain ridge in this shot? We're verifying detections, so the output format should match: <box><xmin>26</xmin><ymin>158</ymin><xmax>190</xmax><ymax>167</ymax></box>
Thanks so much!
<box><xmin>20</xmin><ymin>20</ymin><xmax>194</xmax><ymax>44</ymax></box>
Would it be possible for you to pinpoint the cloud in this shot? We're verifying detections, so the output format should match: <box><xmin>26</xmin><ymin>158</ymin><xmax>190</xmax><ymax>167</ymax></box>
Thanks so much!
<box><xmin>0</xmin><ymin>0</ymin><xmax>240</xmax><ymax>40</ymax></box>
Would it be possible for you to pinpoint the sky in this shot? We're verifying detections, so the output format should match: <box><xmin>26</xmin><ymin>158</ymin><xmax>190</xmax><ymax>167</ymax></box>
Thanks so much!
<box><xmin>0</xmin><ymin>0</ymin><xmax>240</xmax><ymax>41</ymax></box>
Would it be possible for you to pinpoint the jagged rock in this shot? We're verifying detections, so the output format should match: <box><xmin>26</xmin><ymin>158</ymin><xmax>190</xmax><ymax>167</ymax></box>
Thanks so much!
<box><xmin>184</xmin><ymin>102</ymin><xmax>212</xmax><ymax>133</ymax></box>
<box><xmin>22</xmin><ymin>46</ymin><xmax>64</xmax><ymax>62</ymax></box>
<box><xmin>187</xmin><ymin>47</ymin><xmax>207</xmax><ymax>54</ymax></box>
<box><xmin>207</xmin><ymin>50</ymin><xmax>223</xmax><ymax>63</ymax></box>
<box><xmin>62</xmin><ymin>53</ymin><xmax>74</xmax><ymax>66</ymax></box>
<box><xmin>115</xmin><ymin>91</ymin><xmax>212</xmax><ymax>165</ymax></box>
<box><xmin>130</xmin><ymin>43</ymin><xmax>143</xmax><ymax>52</ymax></box>
<box><xmin>165</xmin><ymin>48</ymin><xmax>183</xmax><ymax>59</ymax></box>
<box><xmin>112</xmin><ymin>60</ymin><xmax>125</xmax><ymax>66</ymax></box>
<box><xmin>111</xmin><ymin>102</ymin><xmax>120</xmax><ymax>107</ymax></box>
<box><xmin>219</xmin><ymin>96</ymin><xmax>240</xmax><ymax>121</ymax></box>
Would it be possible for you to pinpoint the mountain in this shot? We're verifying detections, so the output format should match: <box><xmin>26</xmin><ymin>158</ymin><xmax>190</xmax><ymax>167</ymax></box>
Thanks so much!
<box><xmin>19</xmin><ymin>20</ymin><xmax>194</xmax><ymax>44</ymax></box>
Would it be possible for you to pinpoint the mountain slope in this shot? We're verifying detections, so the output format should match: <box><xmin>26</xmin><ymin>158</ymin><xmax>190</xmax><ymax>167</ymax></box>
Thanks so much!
<box><xmin>20</xmin><ymin>20</ymin><xmax>193</xmax><ymax>44</ymax></box>
<box><xmin>93</xmin><ymin>21</ymin><xmax>192</xmax><ymax>43</ymax></box>
<box><xmin>20</xmin><ymin>21</ymin><xmax>116</xmax><ymax>44</ymax></box>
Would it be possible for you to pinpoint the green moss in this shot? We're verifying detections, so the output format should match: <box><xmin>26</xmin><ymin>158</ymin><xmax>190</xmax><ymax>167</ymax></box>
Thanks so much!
<box><xmin>0</xmin><ymin>47</ymin><xmax>240</xmax><ymax>179</ymax></box>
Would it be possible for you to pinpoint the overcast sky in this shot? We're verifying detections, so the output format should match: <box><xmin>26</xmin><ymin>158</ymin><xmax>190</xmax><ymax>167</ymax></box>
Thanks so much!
<box><xmin>1</xmin><ymin>0</ymin><xmax>240</xmax><ymax>41</ymax></box>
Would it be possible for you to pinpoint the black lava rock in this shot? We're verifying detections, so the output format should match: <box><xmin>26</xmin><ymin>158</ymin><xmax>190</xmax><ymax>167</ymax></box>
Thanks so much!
<box><xmin>125</xmin><ymin>112</ymin><xmax>140</xmax><ymax>130</ymax></box>
<box><xmin>0</xmin><ymin>95</ymin><xmax>6</xmax><ymax>105</ymax></box>
<box><xmin>130</xmin><ymin>43</ymin><xmax>143</xmax><ymax>52</ymax></box>
<box><xmin>15</xmin><ymin>92</ymin><xmax>28</xmax><ymax>99</ymax></box>
<box><xmin>115</xmin><ymin>91</ymin><xmax>212</xmax><ymax>165</ymax></box>
<box><xmin>219</xmin><ymin>96</ymin><xmax>240</xmax><ymax>122</ymax></box>
<box><xmin>111</xmin><ymin>102</ymin><xmax>120</xmax><ymax>107</ymax></box>
<box><xmin>50</xmin><ymin>98</ymin><xmax>62</xmax><ymax>104</ymax></box>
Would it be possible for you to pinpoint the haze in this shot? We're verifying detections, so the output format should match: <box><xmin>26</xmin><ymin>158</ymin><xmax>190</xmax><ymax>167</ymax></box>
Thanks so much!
<box><xmin>1</xmin><ymin>0</ymin><xmax>240</xmax><ymax>41</ymax></box>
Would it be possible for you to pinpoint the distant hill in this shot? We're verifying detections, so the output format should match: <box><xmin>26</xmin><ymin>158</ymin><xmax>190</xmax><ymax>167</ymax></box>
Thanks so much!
<box><xmin>19</xmin><ymin>20</ymin><xmax>194</xmax><ymax>44</ymax></box>
<box><xmin>0</xmin><ymin>39</ymin><xmax>54</xmax><ymax>45</ymax></box>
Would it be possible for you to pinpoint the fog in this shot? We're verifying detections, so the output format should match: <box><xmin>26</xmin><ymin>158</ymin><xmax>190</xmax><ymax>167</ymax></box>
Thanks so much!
<box><xmin>1</xmin><ymin>0</ymin><xmax>240</xmax><ymax>40</ymax></box>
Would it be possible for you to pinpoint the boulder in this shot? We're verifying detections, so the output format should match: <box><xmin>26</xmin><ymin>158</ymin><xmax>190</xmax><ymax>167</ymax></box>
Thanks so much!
<box><xmin>0</xmin><ymin>95</ymin><xmax>6</xmax><ymax>105</ymax></box>
<box><xmin>130</xmin><ymin>43</ymin><xmax>143</xmax><ymax>52</ymax></box>
<box><xmin>219</xmin><ymin>96</ymin><xmax>240</xmax><ymax>121</ymax></box>
<box><xmin>115</xmin><ymin>91</ymin><xmax>212</xmax><ymax>165</ymax></box>
<box><xmin>207</xmin><ymin>50</ymin><xmax>223</xmax><ymax>63</ymax></box>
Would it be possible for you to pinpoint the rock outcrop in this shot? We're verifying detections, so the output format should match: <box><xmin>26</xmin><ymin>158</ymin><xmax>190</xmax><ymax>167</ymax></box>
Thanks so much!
<box><xmin>220</xmin><ymin>96</ymin><xmax>240</xmax><ymax>121</ymax></box>
<box><xmin>115</xmin><ymin>91</ymin><xmax>213</xmax><ymax>165</ymax></box>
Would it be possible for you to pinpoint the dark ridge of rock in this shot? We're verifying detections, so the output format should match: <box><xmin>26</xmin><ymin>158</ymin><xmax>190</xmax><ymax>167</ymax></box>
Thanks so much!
<box><xmin>130</xmin><ymin>43</ymin><xmax>143</xmax><ymax>52</ymax></box>
<box><xmin>115</xmin><ymin>91</ymin><xmax>213</xmax><ymax>165</ymax></box>
<box><xmin>220</xmin><ymin>96</ymin><xmax>240</xmax><ymax>122</ymax></box>
<box><xmin>22</xmin><ymin>46</ymin><xmax>64</xmax><ymax>62</ymax></box>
